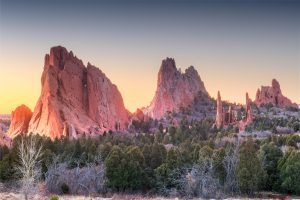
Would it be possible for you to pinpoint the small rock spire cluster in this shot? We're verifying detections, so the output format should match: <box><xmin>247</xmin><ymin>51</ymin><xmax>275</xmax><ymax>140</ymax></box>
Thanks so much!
<box><xmin>214</xmin><ymin>91</ymin><xmax>253</xmax><ymax>131</ymax></box>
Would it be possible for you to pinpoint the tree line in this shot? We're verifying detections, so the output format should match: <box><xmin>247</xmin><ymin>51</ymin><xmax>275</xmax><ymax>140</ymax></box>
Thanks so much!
<box><xmin>0</xmin><ymin>119</ymin><xmax>300</xmax><ymax>198</ymax></box>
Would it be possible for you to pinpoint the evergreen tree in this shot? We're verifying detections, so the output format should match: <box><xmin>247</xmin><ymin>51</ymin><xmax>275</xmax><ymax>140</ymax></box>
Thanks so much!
<box><xmin>237</xmin><ymin>138</ymin><xmax>263</xmax><ymax>195</ymax></box>
<box><xmin>278</xmin><ymin>149</ymin><xmax>300</xmax><ymax>194</ymax></box>
<box><xmin>105</xmin><ymin>146</ymin><xmax>125</xmax><ymax>190</ymax></box>
<box><xmin>258</xmin><ymin>143</ymin><xmax>283</xmax><ymax>191</ymax></box>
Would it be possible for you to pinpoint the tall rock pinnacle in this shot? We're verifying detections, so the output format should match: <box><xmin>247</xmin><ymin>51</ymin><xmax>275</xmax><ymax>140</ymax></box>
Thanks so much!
<box><xmin>215</xmin><ymin>91</ymin><xmax>223</xmax><ymax>129</ymax></box>
<box><xmin>245</xmin><ymin>92</ymin><xmax>253</xmax><ymax>124</ymax></box>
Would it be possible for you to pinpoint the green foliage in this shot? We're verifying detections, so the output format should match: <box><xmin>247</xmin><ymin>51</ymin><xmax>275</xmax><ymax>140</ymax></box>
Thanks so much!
<box><xmin>50</xmin><ymin>195</ymin><xmax>59</xmax><ymax>200</ymax></box>
<box><xmin>278</xmin><ymin>149</ymin><xmax>300</xmax><ymax>194</ymax></box>
<box><xmin>1</xmin><ymin>119</ymin><xmax>300</xmax><ymax>196</ymax></box>
<box><xmin>105</xmin><ymin>145</ymin><xmax>145</xmax><ymax>190</ymax></box>
<box><xmin>237</xmin><ymin>138</ymin><xmax>263</xmax><ymax>195</ymax></box>
<box><xmin>286</xmin><ymin>106</ymin><xmax>299</xmax><ymax>112</ymax></box>
<box><xmin>0</xmin><ymin>154</ymin><xmax>16</xmax><ymax>181</ymax></box>
<box><xmin>258</xmin><ymin>143</ymin><xmax>283</xmax><ymax>191</ymax></box>
<box><xmin>212</xmin><ymin>147</ymin><xmax>226</xmax><ymax>184</ymax></box>
<box><xmin>286</xmin><ymin>134</ymin><xmax>300</xmax><ymax>149</ymax></box>
<box><xmin>105</xmin><ymin>146</ymin><xmax>125</xmax><ymax>190</ymax></box>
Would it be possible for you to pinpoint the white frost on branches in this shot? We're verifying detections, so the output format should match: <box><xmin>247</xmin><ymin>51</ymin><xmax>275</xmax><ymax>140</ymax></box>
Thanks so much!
<box><xmin>16</xmin><ymin>136</ymin><xmax>43</xmax><ymax>200</ymax></box>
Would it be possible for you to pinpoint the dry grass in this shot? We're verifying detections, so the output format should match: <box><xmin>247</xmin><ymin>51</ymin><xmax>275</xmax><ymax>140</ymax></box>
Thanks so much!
<box><xmin>0</xmin><ymin>193</ymin><xmax>183</xmax><ymax>200</ymax></box>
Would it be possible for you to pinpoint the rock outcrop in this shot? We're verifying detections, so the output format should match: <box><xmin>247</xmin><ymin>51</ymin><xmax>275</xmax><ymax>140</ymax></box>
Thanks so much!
<box><xmin>255</xmin><ymin>79</ymin><xmax>297</xmax><ymax>108</ymax></box>
<box><xmin>25</xmin><ymin>46</ymin><xmax>130</xmax><ymax>139</ymax></box>
<box><xmin>6</xmin><ymin>104</ymin><xmax>32</xmax><ymax>138</ymax></box>
<box><xmin>144</xmin><ymin>58</ymin><xmax>208</xmax><ymax>119</ymax></box>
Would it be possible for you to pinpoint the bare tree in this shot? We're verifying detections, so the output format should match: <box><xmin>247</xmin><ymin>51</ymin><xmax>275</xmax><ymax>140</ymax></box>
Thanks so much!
<box><xmin>16</xmin><ymin>136</ymin><xmax>43</xmax><ymax>200</ymax></box>
<box><xmin>45</xmin><ymin>155</ymin><xmax>106</xmax><ymax>195</ymax></box>
<box><xmin>222</xmin><ymin>141</ymin><xmax>240</xmax><ymax>194</ymax></box>
<box><xmin>177</xmin><ymin>158</ymin><xmax>222</xmax><ymax>198</ymax></box>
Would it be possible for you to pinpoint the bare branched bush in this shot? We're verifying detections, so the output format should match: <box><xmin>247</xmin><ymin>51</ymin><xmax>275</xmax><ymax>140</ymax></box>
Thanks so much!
<box><xmin>222</xmin><ymin>141</ymin><xmax>240</xmax><ymax>194</ymax></box>
<box><xmin>16</xmin><ymin>136</ymin><xmax>43</xmax><ymax>200</ymax></box>
<box><xmin>178</xmin><ymin>162</ymin><xmax>222</xmax><ymax>198</ymax></box>
<box><xmin>45</xmin><ymin>155</ymin><xmax>106</xmax><ymax>195</ymax></box>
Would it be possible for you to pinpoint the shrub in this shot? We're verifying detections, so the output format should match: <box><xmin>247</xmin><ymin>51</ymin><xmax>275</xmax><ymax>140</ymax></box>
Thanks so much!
<box><xmin>61</xmin><ymin>183</ymin><xmax>69</xmax><ymax>194</ymax></box>
<box><xmin>50</xmin><ymin>195</ymin><xmax>59</xmax><ymax>200</ymax></box>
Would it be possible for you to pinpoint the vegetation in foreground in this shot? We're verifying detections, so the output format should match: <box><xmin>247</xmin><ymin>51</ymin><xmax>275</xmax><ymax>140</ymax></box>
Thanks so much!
<box><xmin>0</xmin><ymin>119</ymin><xmax>300</xmax><ymax>199</ymax></box>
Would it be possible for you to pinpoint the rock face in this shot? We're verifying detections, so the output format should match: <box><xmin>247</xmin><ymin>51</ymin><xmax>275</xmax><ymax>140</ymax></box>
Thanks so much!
<box><xmin>26</xmin><ymin>46</ymin><xmax>130</xmax><ymax>139</ymax></box>
<box><xmin>215</xmin><ymin>91</ymin><xmax>223</xmax><ymax>129</ymax></box>
<box><xmin>144</xmin><ymin>58</ymin><xmax>208</xmax><ymax>119</ymax></box>
<box><xmin>255</xmin><ymin>79</ymin><xmax>297</xmax><ymax>108</ymax></box>
<box><xmin>6</xmin><ymin>104</ymin><xmax>32</xmax><ymax>138</ymax></box>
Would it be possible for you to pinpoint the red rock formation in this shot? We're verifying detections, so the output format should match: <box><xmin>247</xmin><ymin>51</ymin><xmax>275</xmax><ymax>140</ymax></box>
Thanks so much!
<box><xmin>6</xmin><ymin>104</ymin><xmax>32</xmax><ymax>138</ymax></box>
<box><xmin>144</xmin><ymin>57</ymin><xmax>208</xmax><ymax>119</ymax></box>
<box><xmin>215</xmin><ymin>91</ymin><xmax>223</xmax><ymax>129</ymax></box>
<box><xmin>86</xmin><ymin>63</ymin><xmax>129</xmax><ymax>131</ymax></box>
<box><xmin>239</xmin><ymin>92</ymin><xmax>254</xmax><ymax>132</ymax></box>
<box><xmin>255</xmin><ymin>79</ymin><xmax>297</xmax><ymax>108</ymax></box>
<box><xmin>245</xmin><ymin>92</ymin><xmax>253</xmax><ymax>124</ymax></box>
<box><xmin>27</xmin><ymin>46</ymin><xmax>130</xmax><ymax>139</ymax></box>
<box><xmin>215</xmin><ymin>92</ymin><xmax>253</xmax><ymax>132</ymax></box>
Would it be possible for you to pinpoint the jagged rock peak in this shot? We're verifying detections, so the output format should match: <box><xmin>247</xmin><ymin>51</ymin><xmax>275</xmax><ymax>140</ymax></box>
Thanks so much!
<box><xmin>160</xmin><ymin>57</ymin><xmax>176</xmax><ymax>70</ymax></box>
<box><xmin>144</xmin><ymin>57</ymin><xmax>209</xmax><ymax>119</ymax></box>
<box><xmin>46</xmin><ymin>46</ymin><xmax>84</xmax><ymax>69</ymax></box>
<box><xmin>6</xmin><ymin>104</ymin><xmax>33</xmax><ymax>138</ymax></box>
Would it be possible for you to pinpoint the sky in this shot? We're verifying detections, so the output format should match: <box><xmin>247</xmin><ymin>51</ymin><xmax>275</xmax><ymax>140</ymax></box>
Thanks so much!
<box><xmin>0</xmin><ymin>0</ymin><xmax>299</xmax><ymax>114</ymax></box>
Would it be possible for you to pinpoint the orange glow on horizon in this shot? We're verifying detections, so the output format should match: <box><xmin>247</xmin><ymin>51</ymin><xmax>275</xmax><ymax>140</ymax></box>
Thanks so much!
<box><xmin>0</xmin><ymin>58</ymin><xmax>299</xmax><ymax>114</ymax></box>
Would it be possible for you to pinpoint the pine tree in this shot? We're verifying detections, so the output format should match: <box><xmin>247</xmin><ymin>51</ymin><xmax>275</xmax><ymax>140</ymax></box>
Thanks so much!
<box><xmin>237</xmin><ymin>138</ymin><xmax>263</xmax><ymax>195</ymax></box>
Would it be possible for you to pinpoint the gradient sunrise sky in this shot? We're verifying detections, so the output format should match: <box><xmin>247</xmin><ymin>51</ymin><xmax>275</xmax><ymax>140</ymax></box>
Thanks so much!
<box><xmin>0</xmin><ymin>0</ymin><xmax>299</xmax><ymax>114</ymax></box>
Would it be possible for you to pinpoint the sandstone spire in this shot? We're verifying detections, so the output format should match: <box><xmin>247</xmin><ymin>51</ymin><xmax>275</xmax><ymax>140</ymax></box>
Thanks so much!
<box><xmin>245</xmin><ymin>92</ymin><xmax>253</xmax><ymax>124</ymax></box>
<box><xmin>215</xmin><ymin>91</ymin><xmax>223</xmax><ymax>129</ymax></box>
